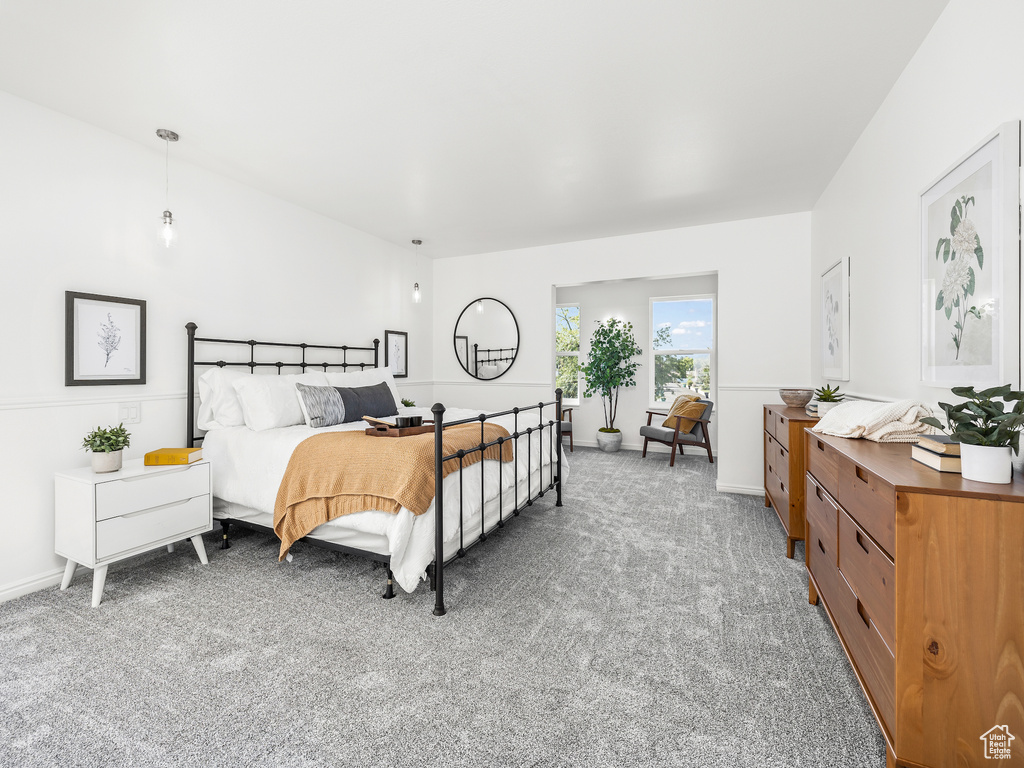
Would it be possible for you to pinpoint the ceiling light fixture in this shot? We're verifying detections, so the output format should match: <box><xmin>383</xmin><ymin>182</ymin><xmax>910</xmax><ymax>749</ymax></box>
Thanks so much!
<box><xmin>412</xmin><ymin>240</ymin><xmax>422</xmax><ymax>303</ymax></box>
<box><xmin>156</xmin><ymin>128</ymin><xmax>179</xmax><ymax>248</ymax></box>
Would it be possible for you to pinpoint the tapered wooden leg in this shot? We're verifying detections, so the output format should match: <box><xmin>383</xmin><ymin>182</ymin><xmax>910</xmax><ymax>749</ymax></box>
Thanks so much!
<box><xmin>786</xmin><ymin>537</ymin><xmax>795</xmax><ymax>559</ymax></box>
<box><xmin>91</xmin><ymin>565</ymin><xmax>108</xmax><ymax>608</ymax></box>
<box><xmin>669</xmin><ymin>443</ymin><xmax>677</xmax><ymax>467</ymax></box>
<box><xmin>765</xmin><ymin>493</ymin><xmax>772</xmax><ymax>508</ymax></box>
<box><xmin>808</xmin><ymin>577</ymin><xmax>819</xmax><ymax>606</ymax></box>
<box><xmin>60</xmin><ymin>559</ymin><xmax>77</xmax><ymax>590</ymax></box>
<box><xmin>886</xmin><ymin>745</ymin><xmax>896</xmax><ymax>768</ymax></box>
<box><xmin>190</xmin><ymin>535</ymin><xmax>209</xmax><ymax>565</ymax></box>
<box><xmin>569</xmin><ymin>432</ymin><xmax>573</xmax><ymax>452</ymax></box>
<box><xmin>642</xmin><ymin>438</ymin><xmax>648</xmax><ymax>458</ymax></box>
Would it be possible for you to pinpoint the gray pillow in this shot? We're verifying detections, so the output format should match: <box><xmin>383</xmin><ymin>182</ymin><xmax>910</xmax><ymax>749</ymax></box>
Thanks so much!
<box><xmin>296</xmin><ymin>382</ymin><xmax>398</xmax><ymax>428</ymax></box>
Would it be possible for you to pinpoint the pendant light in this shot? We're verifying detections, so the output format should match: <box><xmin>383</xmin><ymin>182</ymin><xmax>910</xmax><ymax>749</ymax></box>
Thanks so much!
<box><xmin>156</xmin><ymin>128</ymin><xmax>179</xmax><ymax>248</ymax></box>
<box><xmin>412</xmin><ymin>240</ymin><xmax>422</xmax><ymax>303</ymax></box>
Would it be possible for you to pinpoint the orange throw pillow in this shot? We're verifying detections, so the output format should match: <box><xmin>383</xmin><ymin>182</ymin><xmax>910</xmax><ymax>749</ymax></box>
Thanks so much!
<box><xmin>662</xmin><ymin>400</ymin><xmax>706</xmax><ymax>433</ymax></box>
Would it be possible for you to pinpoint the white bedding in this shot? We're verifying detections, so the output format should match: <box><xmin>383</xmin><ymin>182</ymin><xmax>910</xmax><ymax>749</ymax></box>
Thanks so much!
<box><xmin>201</xmin><ymin>406</ymin><xmax>568</xmax><ymax>592</ymax></box>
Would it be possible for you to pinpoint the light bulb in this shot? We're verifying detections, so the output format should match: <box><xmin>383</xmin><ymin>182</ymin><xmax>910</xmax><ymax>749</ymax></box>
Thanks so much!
<box><xmin>476</xmin><ymin>300</ymin><xmax>484</xmax><ymax>313</ymax></box>
<box><xmin>159</xmin><ymin>210</ymin><xmax>177</xmax><ymax>248</ymax></box>
<box><xmin>413</xmin><ymin>282</ymin><xmax>421</xmax><ymax>304</ymax></box>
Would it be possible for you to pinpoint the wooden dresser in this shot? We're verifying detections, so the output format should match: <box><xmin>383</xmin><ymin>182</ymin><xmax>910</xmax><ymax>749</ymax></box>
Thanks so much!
<box><xmin>804</xmin><ymin>430</ymin><xmax>1024</xmax><ymax>768</ymax></box>
<box><xmin>763</xmin><ymin>404</ymin><xmax>819</xmax><ymax>558</ymax></box>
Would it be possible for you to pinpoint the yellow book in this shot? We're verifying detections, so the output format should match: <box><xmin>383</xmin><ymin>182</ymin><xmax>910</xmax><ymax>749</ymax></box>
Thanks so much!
<box><xmin>145</xmin><ymin>447</ymin><xmax>203</xmax><ymax>466</ymax></box>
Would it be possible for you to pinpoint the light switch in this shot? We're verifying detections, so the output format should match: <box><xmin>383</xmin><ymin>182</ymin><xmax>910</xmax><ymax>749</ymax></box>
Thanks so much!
<box><xmin>118</xmin><ymin>402</ymin><xmax>142</xmax><ymax>424</ymax></box>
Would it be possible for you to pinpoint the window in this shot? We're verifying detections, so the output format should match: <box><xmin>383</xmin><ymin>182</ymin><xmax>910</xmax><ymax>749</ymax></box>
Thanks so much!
<box><xmin>650</xmin><ymin>296</ymin><xmax>715</xmax><ymax>404</ymax></box>
<box><xmin>555</xmin><ymin>304</ymin><xmax>580</xmax><ymax>403</ymax></box>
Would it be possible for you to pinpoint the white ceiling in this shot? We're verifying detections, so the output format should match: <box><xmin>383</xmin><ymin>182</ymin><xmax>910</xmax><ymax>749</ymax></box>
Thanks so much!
<box><xmin>0</xmin><ymin>1</ymin><xmax>949</xmax><ymax>258</ymax></box>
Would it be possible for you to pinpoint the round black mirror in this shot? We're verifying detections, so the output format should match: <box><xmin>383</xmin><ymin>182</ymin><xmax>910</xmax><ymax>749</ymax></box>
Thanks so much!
<box><xmin>453</xmin><ymin>298</ymin><xmax>519</xmax><ymax>380</ymax></box>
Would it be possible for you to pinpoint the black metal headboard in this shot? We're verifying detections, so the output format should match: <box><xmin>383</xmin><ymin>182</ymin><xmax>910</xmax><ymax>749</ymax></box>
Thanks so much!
<box><xmin>185</xmin><ymin>322</ymin><xmax>379</xmax><ymax>446</ymax></box>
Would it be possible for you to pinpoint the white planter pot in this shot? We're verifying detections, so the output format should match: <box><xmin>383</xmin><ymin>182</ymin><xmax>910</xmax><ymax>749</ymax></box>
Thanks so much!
<box><xmin>960</xmin><ymin>443</ymin><xmax>1012</xmax><ymax>484</ymax></box>
<box><xmin>91</xmin><ymin>449</ymin><xmax>123</xmax><ymax>474</ymax></box>
<box><xmin>815</xmin><ymin>401</ymin><xmax>840</xmax><ymax>416</ymax></box>
<box><xmin>595</xmin><ymin>430</ymin><xmax>623</xmax><ymax>453</ymax></box>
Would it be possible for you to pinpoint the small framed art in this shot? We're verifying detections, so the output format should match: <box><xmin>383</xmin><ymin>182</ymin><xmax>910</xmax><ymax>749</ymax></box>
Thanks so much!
<box><xmin>454</xmin><ymin>335</ymin><xmax>469</xmax><ymax>370</ymax></box>
<box><xmin>385</xmin><ymin>330</ymin><xmax>408</xmax><ymax>378</ymax></box>
<box><xmin>920</xmin><ymin>122</ymin><xmax>1020</xmax><ymax>388</ymax></box>
<box><xmin>821</xmin><ymin>257</ymin><xmax>850</xmax><ymax>381</ymax></box>
<box><xmin>65</xmin><ymin>291</ymin><xmax>147</xmax><ymax>386</ymax></box>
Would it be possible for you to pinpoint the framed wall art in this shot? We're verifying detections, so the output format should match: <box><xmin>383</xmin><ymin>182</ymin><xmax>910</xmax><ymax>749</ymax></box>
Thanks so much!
<box><xmin>65</xmin><ymin>291</ymin><xmax>147</xmax><ymax>386</ymax></box>
<box><xmin>454</xmin><ymin>335</ymin><xmax>469</xmax><ymax>370</ymax></box>
<box><xmin>921</xmin><ymin>122</ymin><xmax>1020</xmax><ymax>388</ymax></box>
<box><xmin>385</xmin><ymin>329</ymin><xmax>408</xmax><ymax>378</ymax></box>
<box><xmin>821</xmin><ymin>257</ymin><xmax>850</xmax><ymax>381</ymax></box>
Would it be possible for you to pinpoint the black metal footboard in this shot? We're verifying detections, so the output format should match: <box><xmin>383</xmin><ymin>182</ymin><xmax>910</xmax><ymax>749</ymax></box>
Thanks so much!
<box><xmin>430</xmin><ymin>389</ymin><xmax>563</xmax><ymax>616</ymax></box>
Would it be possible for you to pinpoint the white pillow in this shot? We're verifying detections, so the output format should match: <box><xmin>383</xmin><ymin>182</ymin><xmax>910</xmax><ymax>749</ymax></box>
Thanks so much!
<box><xmin>197</xmin><ymin>368</ymin><xmax>249</xmax><ymax>430</ymax></box>
<box><xmin>325</xmin><ymin>368</ymin><xmax>402</xmax><ymax>407</ymax></box>
<box><xmin>232</xmin><ymin>372</ymin><xmax>328</xmax><ymax>431</ymax></box>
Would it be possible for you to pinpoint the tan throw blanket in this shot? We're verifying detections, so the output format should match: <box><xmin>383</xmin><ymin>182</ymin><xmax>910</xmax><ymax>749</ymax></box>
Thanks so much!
<box><xmin>273</xmin><ymin>424</ymin><xmax>513</xmax><ymax>559</ymax></box>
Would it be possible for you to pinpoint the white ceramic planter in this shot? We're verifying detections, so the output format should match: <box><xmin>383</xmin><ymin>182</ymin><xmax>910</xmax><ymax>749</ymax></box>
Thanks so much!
<box><xmin>91</xmin><ymin>449</ymin><xmax>123</xmax><ymax>474</ymax></box>
<box><xmin>595</xmin><ymin>430</ymin><xmax>623</xmax><ymax>453</ymax></box>
<box><xmin>815</xmin><ymin>401</ymin><xmax>840</xmax><ymax>416</ymax></box>
<box><xmin>960</xmin><ymin>443</ymin><xmax>1012</xmax><ymax>484</ymax></box>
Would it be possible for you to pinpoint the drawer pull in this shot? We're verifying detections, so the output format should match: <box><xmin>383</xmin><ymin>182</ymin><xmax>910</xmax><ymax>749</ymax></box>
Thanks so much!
<box><xmin>817</xmin><ymin>440</ymin><xmax>825</xmax><ymax>451</ymax></box>
<box><xmin>780</xmin><ymin>481</ymin><xmax>786</xmax><ymax>493</ymax></box>
<box><xmin>121</xmin><ymin>497</ymin><xmax>197</xmax><ymax>519</ymax></box>
<box><xmin>117</xmin><ymin>466</ymin><xmax>194</xmax><ymax>482</ymax></box>
<box><xmin>855</xmin><ymin>466</ymin><xmax>869</xmax><ymax>484</ymax></box>
<box><xmin>815</xmin><ymin>486</ymin><xmax>823</xmax><ymax>501</ymax></box>
<box><xmin>818</xmin><ymin>539</ymin><xmax>826</xmax><ymax>555</ymax></box>
<box><xmin>768</xmin><ymin>464</ymin><xmax>774</xmax><ymax>475</ymax></box>
<box><xmin>856</xmin><ymin>530</ymin><xmax>870</xmax><ymax>554</ymax></box>
<box><xmin>856</xmin><ymin>599</ymin><xmax>872</xmax><ymax>629</ymax></box>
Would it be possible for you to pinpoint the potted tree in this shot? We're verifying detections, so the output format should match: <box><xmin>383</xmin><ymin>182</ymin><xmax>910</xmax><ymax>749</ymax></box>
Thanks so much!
<box><xmin>920</xmin><ymin>384</ymin><xmax>1024</xmax><ymax>484</ymax></box>
<box><xmin>814</xmin><ymin>384</ymin><xmax>845</xmax><ymax>416</ymax></box>
<box><xmin>580</xmin><ymin>318</ymin><xmax>643</xmax><ymax>452</ymax></box>
<box><xmin>82</xmin><ymin>423</ymin><xmax>131</xmax><ymax>473</ymax></box>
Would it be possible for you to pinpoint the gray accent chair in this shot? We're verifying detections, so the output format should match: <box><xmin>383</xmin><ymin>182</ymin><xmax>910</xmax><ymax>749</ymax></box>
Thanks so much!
<box><xmin>640</xmin><ymin>399</ymin><xmax>714</xmax><ymax>466</ymax></box>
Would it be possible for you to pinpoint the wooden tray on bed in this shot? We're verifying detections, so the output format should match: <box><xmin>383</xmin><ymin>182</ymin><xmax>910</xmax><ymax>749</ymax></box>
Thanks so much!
<box><xmin>365</xmin><ymin>424</ymin><xmax>435</xmax><ymax>438</ymax></box>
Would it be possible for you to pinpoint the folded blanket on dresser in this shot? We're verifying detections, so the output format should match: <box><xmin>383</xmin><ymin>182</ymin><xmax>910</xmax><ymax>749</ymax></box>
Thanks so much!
<box><xmin>811</xmin><ymin>399</ymin><xmax>937</xmax><ymax>443</ymax></box>
<box><xmin>273</xmin><ymin>423</ymin><xmax>513</xmax><ymax>559</ymax></box>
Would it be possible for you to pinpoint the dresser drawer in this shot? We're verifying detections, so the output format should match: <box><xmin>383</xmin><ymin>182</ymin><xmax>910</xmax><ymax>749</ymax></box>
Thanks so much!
<box><xmin>833</xmin><ymin>570</ymin><xmax>895</xmax><ymax>734</ymax></box>
<box><xmin>806</xmin><ymin>486</ymin><xmax>839</xmax><ymax>605</ymax></box>
<box><xmin>806</xmin><ymin>433</ymin><xmax>839</xmax><ymax>498</ymax></box>
<box><xmin>767</xmin><ymin>466</ymin><xmax>791</xmax><ymax>524</ymax></box>
<box><xmin>764</xmin><ymin>432</ymin><xmax>778</xmax><ymax>471</ymax></box>
<box><xmin>838</xmin><ymin>508</ymin><xmax>895</xmax><ymax>651</ymax></box>
<box><xmin>806</xmin><ymin>474</ymin><xmax>839</xmax><ymax>549</ymax></box>
<box><xmin>764</xmin><ymin>407</ymin><xmax>778</xmax><ymax>439</ymax></box>
<box><xmin>838</xmin><ymin>456</ymin><xmax>895</xmax><ymax>556</ymax></box>
<box><xmin>776</xmin><ymin>412</ymin><xmax>791</xmax><ymax>449</ymax></box>
<box><xmin>95</xmin><ymin>463</ymin><xmax>210</xmax><ymax>522</ymax></box>
<box><xmin>96</xmin><ymin>494</ymin><xmax>210</xmax><ymax>560</ymax></box>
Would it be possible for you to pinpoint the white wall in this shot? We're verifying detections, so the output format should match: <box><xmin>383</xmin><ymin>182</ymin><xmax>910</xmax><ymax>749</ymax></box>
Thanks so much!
<box><xmin>432</xmin><ymin>212</ymin><xmax>814</xmax><ymax>494</ymax></box>
<box><xmin>812</xmin><ymin>0</ymin><xmax>1024</xmax><ymax>403</ymax></box>
<box><xmin>556</xmin><ymin>274</ymin><xmax>719</xmax><ymax>455</ymax></box>
<box><xmin>0</xmin><ymin>91</ymin><xmax>433</xmax><ymax>600</ymax></box>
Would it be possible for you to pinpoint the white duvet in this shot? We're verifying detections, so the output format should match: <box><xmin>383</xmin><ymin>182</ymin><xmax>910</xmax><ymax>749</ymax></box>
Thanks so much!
<box><xmin>201</xmin><ymin>407</ymin><xmax>568</xmax><ymax>592</ymax></box>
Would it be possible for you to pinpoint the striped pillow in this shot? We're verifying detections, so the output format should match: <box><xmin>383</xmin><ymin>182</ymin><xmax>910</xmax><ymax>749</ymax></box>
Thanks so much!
<box><xmin>295</xmin><ymin>382</ymin><xmax>398</xmax><ymax>428</ymax></box>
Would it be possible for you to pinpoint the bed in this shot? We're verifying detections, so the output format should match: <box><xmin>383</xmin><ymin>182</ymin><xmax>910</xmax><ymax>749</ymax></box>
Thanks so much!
<box><xmin>185</xmin><ymin>323</ymin><xmax>566</xmax><ymax>615</ymax></box>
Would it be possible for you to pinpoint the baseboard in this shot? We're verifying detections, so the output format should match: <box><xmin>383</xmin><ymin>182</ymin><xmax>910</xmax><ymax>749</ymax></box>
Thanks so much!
<box><xmin>0</xmin><ymin>565</ymin><xmax>77</xmax><ymax>603</ymax></box>
<box><xmin>716</xmin><ymin>483</ymin><xmax>763</xmax><ymax>496</ymax></box>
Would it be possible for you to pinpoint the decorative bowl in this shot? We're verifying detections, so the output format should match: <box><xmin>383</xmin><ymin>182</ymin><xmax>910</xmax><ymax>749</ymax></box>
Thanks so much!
<box><xmin>779</xmin><ymin>389</ymin><xmax>814</xmax><ymax>408</ymax></box>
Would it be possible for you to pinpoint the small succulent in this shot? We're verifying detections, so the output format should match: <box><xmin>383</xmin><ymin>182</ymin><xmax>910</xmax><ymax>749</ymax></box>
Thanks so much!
<box><xmin>82</xmin><ymin>424</ymin><xmax>131</xmax><ymax>453</ymax></box>
<box><xmin>401</xmin><ymin>398</ymin><xmax>416</xmax><ymax>407</ymax></box>
<box><xmin>920</xmin><ymin>384</ymin><xmax>1024</xmax><ymax>453</ymax></box>
<box><xmin>814</xmin><ymin>385</ymin><xmax>845</xmax><ymax>403</ymax></box>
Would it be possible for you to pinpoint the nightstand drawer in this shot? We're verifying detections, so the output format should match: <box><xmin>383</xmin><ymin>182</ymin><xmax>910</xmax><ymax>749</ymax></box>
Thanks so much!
<box><xmin>96</xmin><ymin>494</ymin><xmax>210</xmax><ymax>560</ymax></box>
<box><xmin>95</xmin><ymin>463</ymin><xmax>210</xmax><ymax>522</ymax></box>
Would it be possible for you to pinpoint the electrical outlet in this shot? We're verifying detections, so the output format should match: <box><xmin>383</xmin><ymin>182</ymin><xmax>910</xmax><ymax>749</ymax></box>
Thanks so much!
<box><xmin>118</xmin><ymin>402</ymin><xmax>142</xmax><ymax>424</ymax></box>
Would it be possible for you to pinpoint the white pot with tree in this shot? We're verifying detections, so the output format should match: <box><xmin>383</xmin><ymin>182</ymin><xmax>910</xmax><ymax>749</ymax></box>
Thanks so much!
<box><xmin>580</xmin><ymin>318</ymin><xmax>643</xmax><ymax>452</ymax></box>
<box><xmin>920</xmin><ymin>385</ymin><xmax>1024</xmax><ymax>484</ymax></box>
<box><xmin>82</xmin><ymin>423</ymin><xmax>131</xmax><ymax>473</ymax></box>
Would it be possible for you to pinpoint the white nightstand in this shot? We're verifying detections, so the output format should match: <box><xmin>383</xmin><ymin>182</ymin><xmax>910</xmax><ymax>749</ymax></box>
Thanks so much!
<box><xmin>55</xmin><ymin>458</ymin><xmax>212</xmax><ymax>607</ymax></box>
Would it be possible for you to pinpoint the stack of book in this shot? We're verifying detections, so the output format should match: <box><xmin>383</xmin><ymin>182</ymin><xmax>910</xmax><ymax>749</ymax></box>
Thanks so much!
<box><xmin>911</xmin><ymin>435</ymin><xmax>961</xmax><ymax>473</ymax></box>
<box><xmin>144</xmin><ymin>447</ymin><xmax>203</xmax><ymax>466</ymax></box>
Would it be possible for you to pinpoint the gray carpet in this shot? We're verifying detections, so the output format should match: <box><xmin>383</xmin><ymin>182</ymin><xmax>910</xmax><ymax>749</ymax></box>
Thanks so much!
<box><xmin>0</xmin><ymin>448</ymin><xmax>885</xmax><ymax>767</ymax></box>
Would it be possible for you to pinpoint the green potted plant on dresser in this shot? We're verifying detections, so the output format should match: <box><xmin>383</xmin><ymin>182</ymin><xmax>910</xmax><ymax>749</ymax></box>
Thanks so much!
<box><xmin>580</xmin><ymin>318</ymin><xmax>643</xmax><ymax>452</ymax></box>
<box><xmin>813</xmin><ymin>384</ymin><xmax>845</xmax><ymax>416</ymax></box>
<box><xmin>82</xmin><ymin>423</ymin><xmax>131</xmax><ymax>473</ymax></box>
<box><xmin>920</xmin><ymin>384</ymin><xmax>1024</xmax><ymax>484</ymax></box>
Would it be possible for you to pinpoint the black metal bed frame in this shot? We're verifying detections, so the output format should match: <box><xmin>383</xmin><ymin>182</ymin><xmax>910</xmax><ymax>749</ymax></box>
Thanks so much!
<box><xmin>473</xmin><ymin>344</ymin><xmax>518</xmax><ymax>377</ymax></box>
<box><xmin>185</xmin><ymin>323</ymin><xmax>562</xmax><ymax>616</ymax></box>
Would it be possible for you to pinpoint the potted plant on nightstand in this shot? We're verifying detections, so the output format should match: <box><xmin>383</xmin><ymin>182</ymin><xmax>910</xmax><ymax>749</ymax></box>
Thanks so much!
<box><xmin>82</xmin><ymin>423</ymin><xmax>131</xmax><ymax>473</ymax></box>
<box><xmin>814</xmin><ymin>384</ymin><xmax>846</xmax><ymax>416</ymax></box>
<box><xmin>920</xmin><ymin>384</ymin><xmax>1024</xmax><ymax>484</ymax></box>
<box><xmin>580</xmin><ymin>317</ymin><xmax>643</xmax><ymax>452</ymax></box>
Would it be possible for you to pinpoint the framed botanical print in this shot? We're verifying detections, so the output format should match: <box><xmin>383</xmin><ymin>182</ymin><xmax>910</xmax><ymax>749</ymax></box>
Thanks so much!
<box><xmin>921</xmin><ymin>122</ymin><xmax>1020</xmax><ymax>388</ymax></box>
<box><xmin>65</xmin><ymin>291</ymin><xmax>146</xmax><ymax>386</ymax></box>
<box><xmin>385</xmin><ymin>329</ymin><xmax>408</xmax><ymax>378</ymax></box>
<box><xmin>821</xmin><ymin>257</ymin><xmax>850</xmax><ymax>381</ymax></box>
